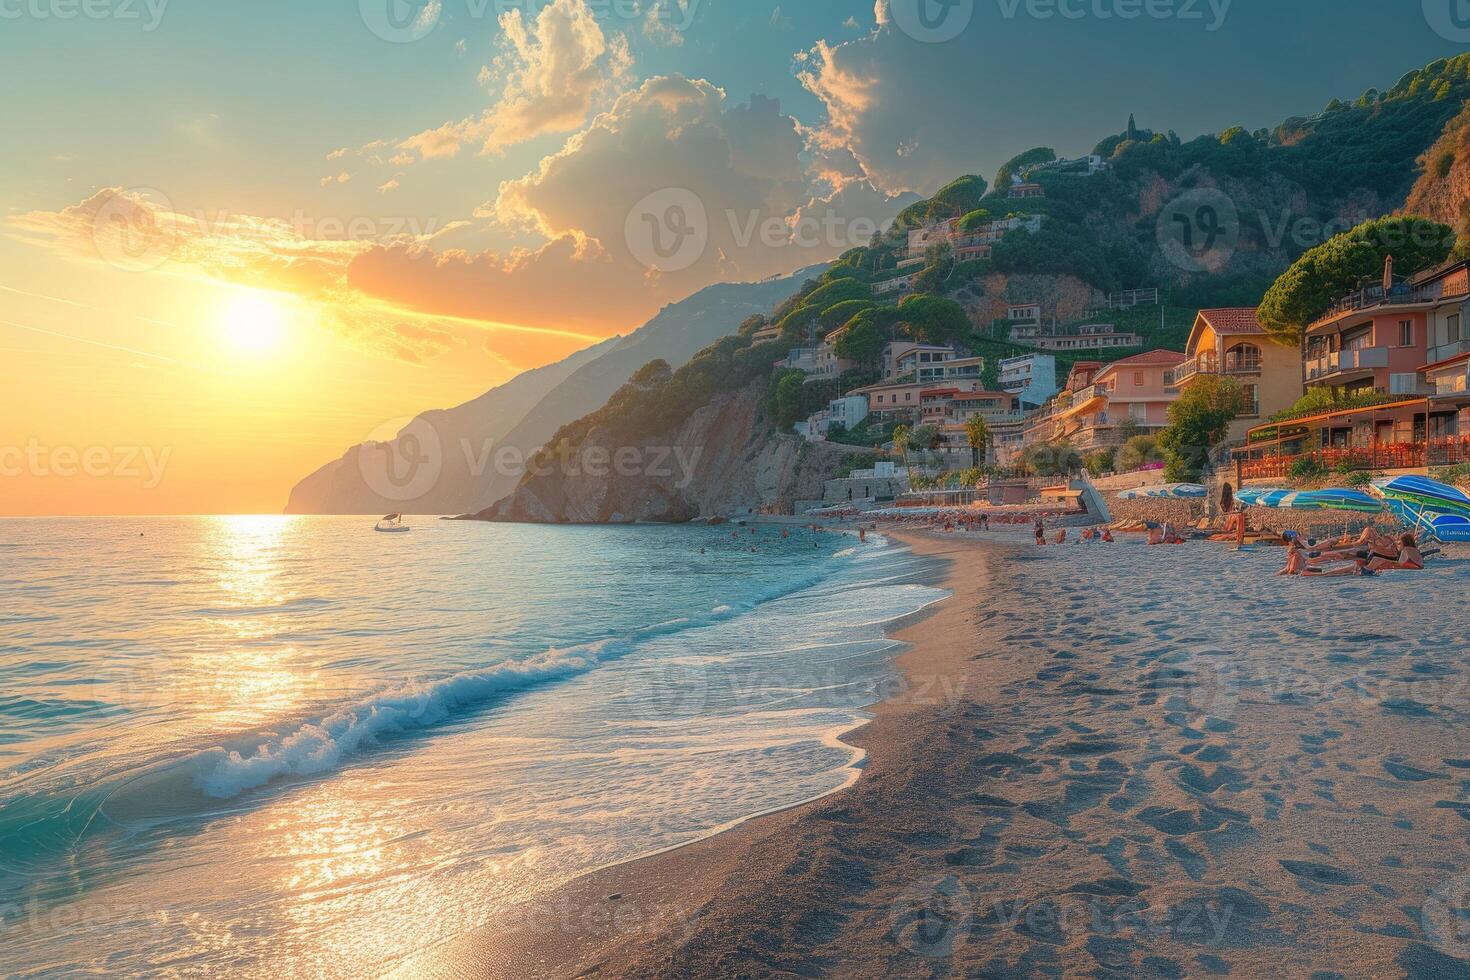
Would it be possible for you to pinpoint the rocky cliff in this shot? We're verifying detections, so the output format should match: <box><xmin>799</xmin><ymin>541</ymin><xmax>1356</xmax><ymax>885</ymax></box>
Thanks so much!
<box><xmin>467</xmin><ymin>372</ymin><xmax>847</xmax><ymax>524</ymax></box>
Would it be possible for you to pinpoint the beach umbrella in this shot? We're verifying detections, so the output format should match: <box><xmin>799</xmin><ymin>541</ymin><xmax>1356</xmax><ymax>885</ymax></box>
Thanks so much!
<box><xmin>1234</xmin><ymin>487</ymin><xmax>1286</xmax><ymax>506</ymax></box>
<box><xmin>1118</xmin><ymin>483</ymin><xmax>1207</xmax><ymax>500</ymax></box>
<box><xmin>1300</xmin><ymin>488</ymin><xmax>1385</xmax><ymax>514</ymax></box>
<box><xmin>1370</xmin><ymin>475</ymin><xmax>1470</xmax><ymax>517</ymax></box>
<box><xmin>1240</xmin><ymin>489</ymin><xmax>1322</xmax><ymax>510</ymax></box>
<box><xmin>1369</xmin><ymin>475</ymin><xmax>1470</xmax><ymax>541</ymax></box>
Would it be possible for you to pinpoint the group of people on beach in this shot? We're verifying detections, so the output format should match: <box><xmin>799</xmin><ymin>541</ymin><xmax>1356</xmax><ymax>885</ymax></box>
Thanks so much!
<box><xmin>1277</xmin><ymin>527</ymin><xmax>1425</xmax><ymax>577</ymax></box>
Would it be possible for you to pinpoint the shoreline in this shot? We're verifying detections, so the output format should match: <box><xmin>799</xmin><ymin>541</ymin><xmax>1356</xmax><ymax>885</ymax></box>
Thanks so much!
<box><xmin>393</xmin><ymin>528</ymin><xmax>985</xmax><ymax>979</ymax></box>
<box><xmin>400</xmin><ymin>524</ymin><xmax>1470</xmax><ymax>978</ymax></box>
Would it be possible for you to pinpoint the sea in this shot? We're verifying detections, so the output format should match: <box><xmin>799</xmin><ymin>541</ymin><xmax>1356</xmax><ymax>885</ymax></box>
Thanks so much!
<box><xmin>0</xmin><ymin>517</ymin><xmax>945</xmax><ymax>977</ymax></box>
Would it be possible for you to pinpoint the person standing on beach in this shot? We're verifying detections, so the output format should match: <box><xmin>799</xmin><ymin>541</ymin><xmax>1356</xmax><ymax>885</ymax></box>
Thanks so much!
<box><xmin>1034</xmin><ymin>517</ymin><xmax>1045</xmax><ymax>546</ymax></box>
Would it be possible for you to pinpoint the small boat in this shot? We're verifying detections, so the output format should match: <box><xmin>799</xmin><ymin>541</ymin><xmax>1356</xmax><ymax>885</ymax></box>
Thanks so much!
<box><xmin>374</xmin><ymin>513</ymin><xmax>411</xmax><ymax>533</ymax></box>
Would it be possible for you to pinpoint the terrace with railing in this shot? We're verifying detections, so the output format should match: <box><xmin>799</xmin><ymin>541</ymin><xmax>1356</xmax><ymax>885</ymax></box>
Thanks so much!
<box><xmin>1235</xmin><ymin>437</ymin><xmax>1470</xmax><ymax>481</ymax></box>
<box><xmin>1306</xmin><ymin>281</ymin><xmax>1434</xmax><ymax>332</ymax></box>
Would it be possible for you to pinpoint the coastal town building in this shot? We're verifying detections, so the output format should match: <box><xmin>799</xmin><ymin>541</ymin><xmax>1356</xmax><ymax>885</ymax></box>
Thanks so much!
<box><xmin>1009</xmin><ymin>322</ymin><xmax>1145</xmax><ymax>351</ymax></box>
<box><xmin>821</xmin><ymin>461</ymin><xmax>908</xmax><ymax>506</ymax></box>
<box><xmin>885</xmin><ymin>342</ymin><xmax>956</xmax><ymax>380</ymax></box>
<box><xmin>785</xmin><ymin>347</ymin><xmax>817</xmax><ymax>373</ymax></box>
<box><xmin>854</xmin><ymin>378</ymin><xmax>989</xmax><ymax>423</ymax></box>
<box><xmin>795</xmin><ymin>394</ymin><xmax>870</xmax><ymax>442</ymax></box>
<box><xmin>812</xmin><ymin>339</ymin><xmax>854</xmax><ymax>382</ymax></box>
<box><xmin>1023</xmin><ymin>352</ymin><xmax>1185</xmax><ymax>453</ymax></box>
<box><xmin>751</xmin><ymin>321</ymin><xmax>783</xmax><ymax>343</ymax></box>
<box><xmin>873</xmin><ymin>272</ymin><xmax>920</xmax><ymax>296</ymax></box>
<box><xmin>1235</xmin><ymin>258</ymin><xmax>1470</xmax><ymax>479</ymax></box>
<box><xmin>1169</xmin><ymin>308</ymin><xmax>1302</xmax><ymax>443</ymax></box>
<box><xmin>998</xmin><ymin>353</ymin><xmax>1059</xmax><ymax>409</ymax></box>
<box><xmin>905</xmin><ymin>215</ymin><xmax>1044</xmax><ymax>262</ymax></box>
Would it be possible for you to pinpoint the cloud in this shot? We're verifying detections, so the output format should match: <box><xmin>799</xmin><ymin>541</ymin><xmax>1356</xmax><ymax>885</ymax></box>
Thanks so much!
<box><xmin>799</xmin><ymin>20</ymin><xmax>1004</xmax><ymax>195</ymax></box>
<box><xmin>397</xmin><ymin>0</ymin><xmax>631</xmax><ymax>161</ymax></box>
<box><xmin>346</xmin><ymin>75</ymin><xmax>914</xmax><ymax>342</ymax></box>
<box><xmin>378</xmin><ymin>177</ymin><xmax>401</xmax><ymax>193</ymax></box>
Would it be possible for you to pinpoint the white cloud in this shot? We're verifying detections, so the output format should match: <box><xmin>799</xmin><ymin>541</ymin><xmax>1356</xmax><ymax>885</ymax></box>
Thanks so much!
<box><xmin>398</xmin><ymin>0</ymin><xmax>632</xmax><ymax>161</ymax></box>
<box><xmin>799</xmin><ymin>23</ymin><xmax>1005</xmax><ymax>195</ymax></box>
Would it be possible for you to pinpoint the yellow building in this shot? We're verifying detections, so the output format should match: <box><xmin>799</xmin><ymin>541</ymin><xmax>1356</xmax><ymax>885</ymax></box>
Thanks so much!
<box><xmin>1169</xmin><ymin>308</ymin><xmax>1302</xmax><ymax>444</ymax></box>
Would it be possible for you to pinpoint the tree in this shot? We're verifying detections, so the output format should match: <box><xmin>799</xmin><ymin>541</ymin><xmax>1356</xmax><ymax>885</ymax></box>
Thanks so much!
<box><xmin>1022</xmin><ymin>441</ymin><xmax>1080</xmax><ymax>477</ymax></box>
<box><xmin>771</xmin><ymin>370</ymin><xmax>807</xmax><ymax>431</ymax></box>
<box><xmin>896</xmin><ymin>294</ymin><xmax>971</xmax><ymax>346</ymax></box>
<box><xmin>1156</xmin><ymin>376</ymin><xmax>1247</xmax><ymax>481</ymax></box>
<box><xmin>1116</xmin><ymin>435</ymin><xmax>1161</xmax><ymax>473</ymax></box>
<box><xmin>892</xmin><ymin>424</ymin><xmax>913</xmax><ymax>477</ymax></box>
<box><xmin>1084</xmin><ymin>448</ymin><xmax>1116</xmax><ymax>477</ymax></box>
<box><xmin>957</xmin><ymin>209</ymin><xmax>992</xmax><ymax>232</ymax></box>
<box><xmin>833</xmin><ymin>314</ymin><xmax>886</xmax><ymax>372</ymax></box>
<box><xmin>965</xmin><ymin>416</ymin><xmax>991</xmax><ymax>468</ymax></box>
<box><xmin>804</xmin><ymin>277</ymin><xmax>873</xmax><ymax>312</ymax></box>
<box><xmin>1256</xmin><ymin>215</ymin><xmax>1454</xmax><ymax>344</ymax></box>
<box><xmin>819</xmin><ymin>299</ymin><xmax>877</xmax><ymax>333</ymax></box>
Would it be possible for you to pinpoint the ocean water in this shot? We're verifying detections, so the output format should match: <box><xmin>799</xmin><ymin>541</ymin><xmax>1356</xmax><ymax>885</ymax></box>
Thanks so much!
<box><xmin>0</xmin><ymin>517</ymin><xmax>943</xmax><ymax>977</ymax></box>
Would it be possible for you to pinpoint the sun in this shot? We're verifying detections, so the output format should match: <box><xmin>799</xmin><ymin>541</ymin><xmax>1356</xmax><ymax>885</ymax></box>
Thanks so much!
<box><xmin>219</xmin><ymin>292</ymin><xmax>289</xmax><ymax>355</ymax></box>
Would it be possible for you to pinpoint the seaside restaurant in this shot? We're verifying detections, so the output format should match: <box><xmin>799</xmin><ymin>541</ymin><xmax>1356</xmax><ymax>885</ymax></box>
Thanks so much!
<box><xmin>1234</xmin><ymin>258</ymin><xmax>1470</xmax><ymax>481</ymax></box>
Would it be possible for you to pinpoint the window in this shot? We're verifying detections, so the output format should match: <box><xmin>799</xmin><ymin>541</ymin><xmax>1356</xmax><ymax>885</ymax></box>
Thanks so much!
<box><xmin>1241</xmin><ymin>384</ymin><xmax>1259</xmax><ymax>417</ymax></box>
<box><xmin>1133</xmin><ymin>371</ymin><xmax>1144</xmax><ymax>386</ymax></box>
<box><xmin>1450</xmin><ymin>313</ymin><xmax>1462</xmax><ymax>344</ymax></box>
<box><xmin>1399</xmin><ymin>320</ymin><xmax>1414</xmax><ymax>347</ymax></box>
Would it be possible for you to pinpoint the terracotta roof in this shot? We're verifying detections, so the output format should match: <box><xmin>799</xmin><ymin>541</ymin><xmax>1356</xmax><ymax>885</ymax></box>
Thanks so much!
<box><xmin>1196</xmin><ymin>308</ymin><xmax>1266</xmax><ymax>335</ymax></box>
<box><xmin>1106</xmin><ymin>349</ymin><xmax>1187</xmax><ymax>367</ymax></box>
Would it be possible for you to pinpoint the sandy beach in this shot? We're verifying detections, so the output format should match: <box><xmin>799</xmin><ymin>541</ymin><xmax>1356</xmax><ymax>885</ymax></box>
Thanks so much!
<box><xmin>401</xmin><ymin>528</ymin><xmax>1470</xmax><ymax>979</ymax></box>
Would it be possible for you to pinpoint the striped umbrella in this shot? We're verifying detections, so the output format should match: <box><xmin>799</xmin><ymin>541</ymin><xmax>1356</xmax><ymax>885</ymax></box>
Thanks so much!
<box><xmin>1301</xmin><ymin>488</ymin><xmax>1385</xmax><ymax>513</ymax></box>
<box><xmin>1240</xmin><ymin>489</ymin><xmax>1322</xmax><ymax>510</ymax></box>
<box><xmin>1117</xmin><ymin>483</ymin><xmax>1209</xmax><ymax>500</ymax></box>
<box><xmin>1371</xmin><ymin>475</ymin><xmax>1470</xmax><ymax>542</ymax></box>
<box><xmin>1234</xmin><ymin>487</ymin><xmax>1285</xmax><ymax>507</ymax></box>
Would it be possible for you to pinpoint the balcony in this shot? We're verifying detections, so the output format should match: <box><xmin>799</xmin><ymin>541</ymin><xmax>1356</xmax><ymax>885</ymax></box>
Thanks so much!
<box><xmin>1308</xmin><ymin>282</ymin><xmax>1435</xmax><ymax>331</ymax></box>
<box><xmin>1434</xmin><ymin>368</ymin><xmax>1469</xmax><ymax>397</ymax></box>
<box><xmin>1305</xmin><ymin>346</ymin><xmax>1389</xmax><ymax>383</ymax></box>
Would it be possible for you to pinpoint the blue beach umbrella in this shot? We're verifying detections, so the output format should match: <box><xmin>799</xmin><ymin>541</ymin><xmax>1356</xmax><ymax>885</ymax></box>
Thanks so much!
<box><xmin>1300</xmin><ymin>488</ymin><xmax>1385</xmax><ymax>514</ymax></box>
<box><xmin>1370</xmin><ymin>475</ymin><xmax>1470</xmax><ymax>542</ymax></box>
<box><xmin>1117</xmin><ymin>483</ymin><xmax>1208</xmax><ymax>500</ymax></box>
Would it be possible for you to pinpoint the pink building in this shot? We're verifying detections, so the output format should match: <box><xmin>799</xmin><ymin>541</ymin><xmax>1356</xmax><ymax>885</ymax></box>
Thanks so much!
<box><xmin>1026</xmin><ymin>351</ymin><xmax>1184</xmax><ymax>452</ymax></box>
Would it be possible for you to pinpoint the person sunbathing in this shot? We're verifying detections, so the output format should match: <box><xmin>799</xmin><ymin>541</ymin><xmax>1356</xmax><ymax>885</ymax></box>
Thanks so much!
<box><xmin>1278</xmin><ymin>537</ymin><xmax>1311</xmax><ymax>576</ymax></box>
<box><xmin>1101</xmin><ymin>529</ymin><xmax>1115</xmax><ymax>543</ymax></box>
<box><xmin>1368</xmin><ymin>533</ymin><xmax>1425</xmax><ymax>572</ymax></box>
<box><xmin>1319</xmin><ymin>527</ymin><xmax>1397</xmax><ymax>561</ymax></box>
<box><xmin>1302</xmin><ymin>554</ymin><xmax>1377</xmax><ymax>577</ymax></box>
<box><xmin>1146</xmin><ymin>523</ymin><xmax>1164</xmax><ymax>546</ymax></box>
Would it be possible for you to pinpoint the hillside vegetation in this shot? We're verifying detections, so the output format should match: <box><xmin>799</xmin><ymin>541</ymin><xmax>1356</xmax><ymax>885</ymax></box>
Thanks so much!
<box><xmin>515</xmin><ymin>55</ymin><xmax>1470</xmax><ymax>465</ymax></box>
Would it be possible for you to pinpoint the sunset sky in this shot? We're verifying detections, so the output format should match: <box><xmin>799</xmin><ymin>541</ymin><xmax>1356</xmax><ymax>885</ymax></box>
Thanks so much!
<box><xmin>3</xmin><ymin>0</ymin><xmax>1461</xmax><ymax>515</ymax></box>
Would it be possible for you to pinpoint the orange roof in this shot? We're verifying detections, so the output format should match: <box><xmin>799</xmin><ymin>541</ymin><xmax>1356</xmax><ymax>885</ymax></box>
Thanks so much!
<box><xmin>1106</xmin><ymin>349</ymin><xmax>1187</xmax><ymax>367</ymax></box>
<box><xmin>1197</xmin><ymin>308</ymin><xmax>1266</xmax><ymax>335</ymax></box>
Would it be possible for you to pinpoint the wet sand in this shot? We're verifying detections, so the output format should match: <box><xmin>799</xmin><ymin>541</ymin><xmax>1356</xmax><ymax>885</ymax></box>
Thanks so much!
<box><xmin>401</xmin><ymin>528</ymin><xmax>1470</xmax><ymax>978</ymax></box>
